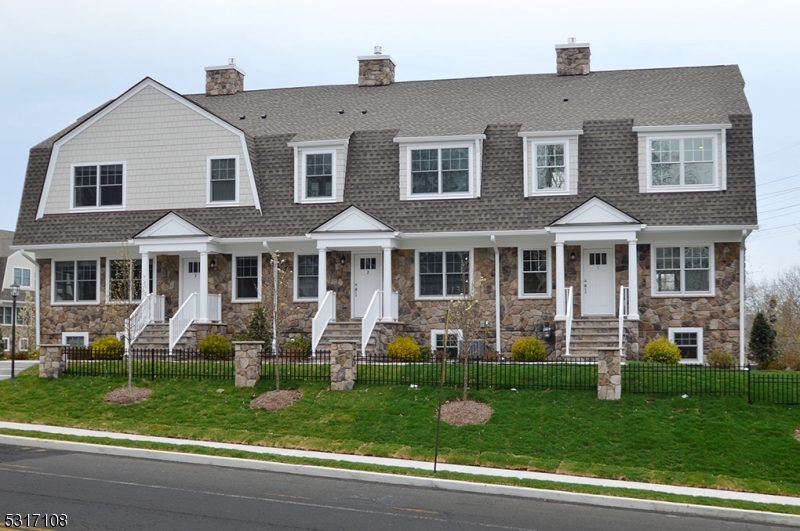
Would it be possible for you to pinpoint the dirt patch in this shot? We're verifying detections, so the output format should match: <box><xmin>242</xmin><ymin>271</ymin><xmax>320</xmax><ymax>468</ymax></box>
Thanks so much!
<box><xmin>250</xmin><ymin>389</ymin><xmax>302</xmax><ymax>412</ymax></box>
<box><xmin>103</xmin><ymin>386</ymin><xmax>153</xmax><ymax>405</ymax></box>
<box><xmin>438</xmin><ymin>399</ymin><xmax>493</xmax><ymax>426</ymax></box>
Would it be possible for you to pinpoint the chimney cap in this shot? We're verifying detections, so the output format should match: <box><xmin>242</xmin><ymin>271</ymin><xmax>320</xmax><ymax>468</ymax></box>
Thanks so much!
<box><xmin>555</xmin><ymin>39</ymin><xmax>590</xmax><ymax>50</ymax></box>
<box><xmin>204</xmin><ymin>60</ymin><xmax>246</xmax><ymax>75</ymax></box>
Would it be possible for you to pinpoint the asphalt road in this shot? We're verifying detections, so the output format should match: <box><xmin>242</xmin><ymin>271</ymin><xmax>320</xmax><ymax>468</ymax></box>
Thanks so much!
<box><xmin>0</xmin><ymin>444</ymin><xmax>790</xmax><ymax>531</ymax></box>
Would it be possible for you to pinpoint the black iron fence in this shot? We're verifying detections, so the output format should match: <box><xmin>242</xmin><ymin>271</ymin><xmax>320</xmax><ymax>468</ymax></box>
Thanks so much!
<box><xmin>63</xmin><ymin>347</ymin><xmax>800</xmax><ymax>404</ymax></box>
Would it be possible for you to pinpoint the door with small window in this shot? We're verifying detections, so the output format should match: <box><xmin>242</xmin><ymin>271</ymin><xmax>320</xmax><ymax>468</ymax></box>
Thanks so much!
<box><xmin>180</xmin><ymin>258</ymin><xmax>201</xmax><ymax>306</ymax></box>
<box><xmin>582</xmin><ymin>248</ymin><xmax>615</xmax><ymax>316</ymax></box>
<box><xmin>352</xmin><ymin>254</ymin><xmax>381</xmax><ymax>318</ymax></box>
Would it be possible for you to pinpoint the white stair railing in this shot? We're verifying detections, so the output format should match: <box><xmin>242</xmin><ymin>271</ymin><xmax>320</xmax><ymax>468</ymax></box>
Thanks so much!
<box><xmin>361</xmin><ymin>290</ymin><xmax>382</xmax><ymax>357</ymax></box>
<box><xmin>565</xmin><ymin>286</ymin><xmax>574</xmax><ymax>356</ymax></box>
<box><xmin>618</xmin><ymin>285</ymin><xmax>629</xmax><ymax>354</ymax></box>
<box><xmin>126</xmin><ymin>293</ymin><xmax>165</xmax><ymax>346</ymax></box>
<box><xmin>169</xmin><ymin>293</ymin><xmax>198</xmax><ymax>354</ymax></box>
<box><xmin>311</xmin><ymin>290</ymin><xmax>336</xmax><ymax>352</ymax></box>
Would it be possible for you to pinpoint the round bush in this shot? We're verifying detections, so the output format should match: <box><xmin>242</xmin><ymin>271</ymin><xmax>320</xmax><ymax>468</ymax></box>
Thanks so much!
<box><xmin>91</xmin><ymin>335</ymin><xmax>124</xmax><ymax>360</ymax></box>
<box><xmin>387</xmin><ymin>336</ymin><xmax>422</xmax><ymax>361</ymax></box>
<box><xmin>285</xmin><ymin>335</ymin><xmax>312</xmax><ymax>358</ymax></box>
<box><xmin>643</xmin><ymin>337</ymin><xmax>681</xmax><ymax>364</ymax></box>
<box><xmin>198</xmin><ymin>334</ymin><xmax>233</xmax><ymax>360</ymax></box>
<box><xmin>707</xmin><ymin>350</ymin><xmax>735</xmax><ymax>368</ymax></box>
<box><xmin>512</xmin><ymin>337</ymin><xmax>546</xmax><ymax>361</ymax></box>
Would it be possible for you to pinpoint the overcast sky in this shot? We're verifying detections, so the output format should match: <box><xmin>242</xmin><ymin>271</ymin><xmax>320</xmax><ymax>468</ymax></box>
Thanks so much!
<box><xmin>1</xmin><ymin>0</ymin><xmax>798</xmax><ymax>282</ymax></box>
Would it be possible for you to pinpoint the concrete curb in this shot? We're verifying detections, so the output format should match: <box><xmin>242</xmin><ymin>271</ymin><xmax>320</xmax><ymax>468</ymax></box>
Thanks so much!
<box><xmin>1</xmin><ymin>433</ymin><xmax>799</xmax><ymax>527</ymax></box>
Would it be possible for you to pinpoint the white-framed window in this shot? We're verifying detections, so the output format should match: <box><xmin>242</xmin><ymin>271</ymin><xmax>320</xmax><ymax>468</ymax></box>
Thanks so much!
<box><xmin>669</xmin><ymin>328</ymin><xmax>704</xmax><ymax>364</ymax></box>
<box><xmin>13</xmin><ymin>267</ymin><xmax>32</xmax><ymax>288</ymax></box>
<box><xmin>62</xmin><ymin>332</ymin><xmax>89</xmax><ymax>347</ymax></box>
<box><xmin>1</xmin><ymin>337</ymin><xmax>7</xmax><ymax>351</ymax></box>
<box><xmin>107</xmin><ymin>258</ymin><xmax>153</xmax><ymax>303</ymax></box>
<box><xmin>53</xmin><ymin>259</ymin><xmax>99</xmax><ymax>303</ymax></box>
<box><xmin>303</xmin><ymin>151</ymin><xmax>336</xmax><ymax>201</ymax></box>
<box><xmin>647</xmin><ymin>135</ymin><xmax>718</xmax><ymax>190</ymax></box>
<box><xmin>652</xmin><ymin>245</ymin><xmax>713</xmax><ymax>295</ymax></box>
<box><xmin>416</xmin><ymin>250</ymin><xmax>471</xmax><ymax>299</ymax></box>
<box><xmin>234</xmin><ymin>255</ymin><xmax>261</xmax><ymax>301</ymax></box>
<box><xmin>407</xmin><ymin>144</ymin><xmax>475</xmax><ymax>199</ymax></box>
<box><xmin>207</xmin><ymin>156</ymin><xmax>238</xmax><ymax>204</ymax></box>
<box><xmin>518</xmin><ymin>248</ymin><xmax>551</xmax><ymax>298</ymax></box>
<box><xmin>71</xmin><ymin>162</ymin><xmax>125</xmax><ymax>210</ymax></box>
<box><xmin>533</xmin><ymin>142</ymin><xmax>568</xmax><ymax>192</ymax></box>
<box><xmin>294</xmin><ymin>254</ymin><xmax>319</xmax><ymax>300</ymax></box>
<box><xmin>432</xmin><ymin>329</ymin><xmax>463</xmax><ymax>359</ymax></box>
<box><xmin>0</xmin><ymin>307</ymin><xmax>14</xmax><ymax>325</ymax></box>
<box><xmin>19</xmin><ymin>338</ymin><xmax>28</xmax><ymax>351</ymax></box>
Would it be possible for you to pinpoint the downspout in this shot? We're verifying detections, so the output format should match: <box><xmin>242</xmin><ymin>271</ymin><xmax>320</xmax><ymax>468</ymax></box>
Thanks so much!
<box><xmin>490</xmin><ymin>235</ymin><xmax>501</xmax><ymax>355</ymax></box>
<box><xmin>739</xmin><ymin>230</ymin><xmax>748</xmax><ymax>366</ymax></box>
<box><xmin>20</xmin><ymin>251</ymin><xmax>40</xmax><ymax>348</ymax></box>
<box><xmin>263</xmin><ymin>241</ymin><xmax>277</xmax><ymax>355</ymax></box>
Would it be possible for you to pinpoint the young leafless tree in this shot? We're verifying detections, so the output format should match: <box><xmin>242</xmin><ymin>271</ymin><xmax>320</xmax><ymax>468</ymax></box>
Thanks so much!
<box><xmin>262</xmin><ymin>251</ymin><xmax>292</xmax><ymax>390</ymax></box>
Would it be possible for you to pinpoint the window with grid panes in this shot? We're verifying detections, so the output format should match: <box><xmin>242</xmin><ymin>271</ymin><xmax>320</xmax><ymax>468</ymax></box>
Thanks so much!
<box><xmin>521</xmin><ymin>249</ymin><xmax>548</xmax><ymax>295</ymax></box>
<box><xmin>54</xmin><ymin>260</ymin><xmax>97</xmax><ymax>302</ymax></box>
<box><xmin>305</xmin><ymin>153</ymin><xmax>333</xmax><ymax>198</ymax></box>
<box><xmin>410</xmin><ymin>147</ymin><xmax>469</xmax><ymax>196</ymax></box>
<box><xmin>210</xmin><ymin>158</ymin><xmax>236</xmax><ymax>202</ymax></box>
<box><xmin>535</xmin><ymin>143</ymin><xmax>566</xmax><ymax>190</ymax></box>
<box><xmin>418</xmin><ymin>251</ymin><xmax>469</xmax><ymax>297</ymax></box>
<box><xmin>296</xmin><ymin>255</ymin><xmax>319</xmax><ymax>299</ymax></box>
<box><xmin>73</xmin><ymin>164</ymin><xmax>123</xmax><ymax>207</ymax></box>
<box><xmin>236</xmin><ymin>256</ymin><xmax>259</xmax><ymax>299</ymax></box>
<box><xmin>650</xmin><ymin>137</ymin><xmax>714</xmax><ymax>187</ymax></box>
<box><xmin>655</xmin><ymin>246</ymin><xmax>710</xmax><ymax>294</ymax></box>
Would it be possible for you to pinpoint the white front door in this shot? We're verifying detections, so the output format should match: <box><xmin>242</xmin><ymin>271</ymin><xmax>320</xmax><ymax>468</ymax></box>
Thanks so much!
<box><xmin>353</xmin><ymin>253</ymin><xmax>382</xmax><ymax>318</ymax></box>
<box><xmin>582</xmin><ymin>248</ymin><xmax>615</xmax><ymax>316</ymax></box>
<box><xmin>180</xmin><ymin>258</ymin><xmax>201</xmax><ymax>306</ymax></box>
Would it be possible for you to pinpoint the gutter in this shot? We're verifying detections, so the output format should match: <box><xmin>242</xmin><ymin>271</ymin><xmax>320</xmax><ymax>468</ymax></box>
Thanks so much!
<box><xmin>490</xmin><ymin>235</ymin><xmax>501</xmax><ymax>354</ymax></box>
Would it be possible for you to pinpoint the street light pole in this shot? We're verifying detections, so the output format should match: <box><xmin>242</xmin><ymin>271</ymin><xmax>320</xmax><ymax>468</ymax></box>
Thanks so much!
<box><xmin>10</xmin><ymin>283</ymin><xmax>19</xmax><ymax>381</ymax></box>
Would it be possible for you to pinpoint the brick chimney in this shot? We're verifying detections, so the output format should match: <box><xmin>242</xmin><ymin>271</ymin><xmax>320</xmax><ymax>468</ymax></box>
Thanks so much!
<box><xmin>205</xmin><ymin>59</ymin><xmax>245</xmax><ymax>96</ymax></box>
<box><xmin>555</xmin><ymin>38</ymin><xmax>590</xmax><ymax>76</ymax></box>
<box><xmin>358</xmin><ymin>46</ymin><xmax>395</xmax><ymax>87</ymax></box>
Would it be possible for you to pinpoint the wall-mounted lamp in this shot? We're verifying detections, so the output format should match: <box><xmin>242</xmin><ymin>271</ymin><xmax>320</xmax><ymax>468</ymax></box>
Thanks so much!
<box><xmin>569</xmin><ymin>251</ymin><xmax>576</xmax><ymax>261</ymax></box>
<box><xmin>340</xmin><ymin>256</ymin><xmax>346</xmax><ymax>266</ymax></box>
<box><xmin>209</xmin><ymin>259</ymin><xmax>217</xmax><ymax>269</ymax></box>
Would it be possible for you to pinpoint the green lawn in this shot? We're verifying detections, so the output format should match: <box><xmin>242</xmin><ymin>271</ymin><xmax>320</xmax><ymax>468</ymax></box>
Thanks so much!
<box><xmin>2</xmin><ymin>366</ymin><xmax>800</xmax><ymax>498</ymax></box>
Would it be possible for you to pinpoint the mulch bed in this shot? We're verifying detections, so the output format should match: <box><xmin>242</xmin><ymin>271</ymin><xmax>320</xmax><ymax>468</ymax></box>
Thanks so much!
<box><xmin>103</xmin><ymin>386</ymin><xmax>153</xmax><ymax>405</ymax></box>
<box><xmin>250</xmin><ymin>389</ymin><xmax>302</xmax><ymax>412</ymax></box>
<box><xmin>438</xmin><ymin>400</ymin><xmax>493</xmax><ymax>425</ymax></box>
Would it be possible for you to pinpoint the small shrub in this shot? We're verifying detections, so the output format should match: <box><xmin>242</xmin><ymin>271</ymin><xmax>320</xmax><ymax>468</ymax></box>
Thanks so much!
<box><xmin>749</xmin><ymin>311</ymin><xmax>778</xmax><ymax>369</ymax></box>
<box><xmin>781</xmin><ymin>352</ymin><xmax>800</xmax><ymax>372</ymax></box>
<box><xmin>198</xmin><ymin>334</ymin><xmax>232</xmax><ymax>360</ymax></box>
<box><xmin>387</xmin><ymin>336</ymin><xmax>422</xmax><ymax>361</ymax></box>
<box><xmin>512</xmin><ymin>337</ymin><xmax>546</xmax><ymax>361</ymax></box>
<box><xmin>285</xmin><ymin>335</ymin><xmax>312</xmax><ymax>358</ymax></box>
<box><xmin>91</xmin><ymin>336</ymin><xmax>124</xmax><ymax>360</ymax></box>
<box><xmin>643</xmin><ymin>337</ymin><xmax>681</xmax><ymax>364</ymax></box>
<box><xmin>707</xmin><ymin>350</ymin><xmax>736</xmax><ymax>368</ymax></box>
<box><xmin>419</xmin><ymin>345</ymin><xmax>432</xmax><ymax>360</ymax></box>
<box><xmin>246</xmin><ymin>304</ymin><xmax>271</xmax><ymax>344</ymax></box>
<box><xmin>483</xmin><ymin>350</ymin><xmax>499</xmax><ymax>362</ymax></box>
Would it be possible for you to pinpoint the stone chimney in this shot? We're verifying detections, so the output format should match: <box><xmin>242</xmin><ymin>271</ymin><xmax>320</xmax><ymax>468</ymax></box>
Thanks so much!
<box><xmin>555</xmin><ymin>38</ymin><xmax>590</xmax><ymax>76</ymax></box>
<box><xmin>205</xmin><ymin>58</ymin><xmax>245</xmax><ymax>96</ymax></box>
<box><xmin>358</xmin><ymin>46</ymin><xmax>395</xmax><ymax>87</ymax></box>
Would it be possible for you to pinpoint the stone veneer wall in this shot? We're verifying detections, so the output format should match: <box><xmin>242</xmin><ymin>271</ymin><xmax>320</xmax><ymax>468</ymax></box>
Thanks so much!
<box><xmin>637</xmin><ymin>242</ymin><xmax>741</xmax><ymax>356</ymax></box>
<box><xmin>205</xmin><ymin>67</ymin><xmax>244</xmax><ymax>96</ymax></box>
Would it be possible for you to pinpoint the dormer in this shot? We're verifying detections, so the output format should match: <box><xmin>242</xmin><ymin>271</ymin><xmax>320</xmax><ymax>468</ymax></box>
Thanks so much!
<box><xmin>519</xmin><ymin>130</ymin><xmax>582</xmax><ymax>196</ymax></box>
<box><xmin>288</xmin><ymin>138</ymin><xmax>350</xmax><ymax>204</ymax></box>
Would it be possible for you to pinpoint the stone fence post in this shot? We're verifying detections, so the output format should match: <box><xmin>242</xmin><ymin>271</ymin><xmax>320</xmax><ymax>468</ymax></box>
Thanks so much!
<box><xmin>40</xmin><ymin>344</ymin><xmax>66</xmax><ymax>378</ymax></box>
<box><xmin>330</xmin><ymin>341</ymin><xmax>357</xmax><ymax>391</ymax></box>
<box><xmin>597</xmin><ymin>348</ymin><xmax>621</xmax><ymax>400</ymax></box>
<box><xmin>233</xmin><ymin>341</ymin><xmax>263</xmax><ymax>387</ymax></box>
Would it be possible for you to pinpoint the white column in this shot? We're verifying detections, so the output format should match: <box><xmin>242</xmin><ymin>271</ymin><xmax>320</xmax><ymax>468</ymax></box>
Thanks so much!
<box><xmin>199</xmin><ymin>251</ymin><xmax>209</xmax><ymax>322</ymax></box>
<box><xmin>317</xmin><ymin>248</ymin><xmax>327</xmax><ymax>306</ymax></box>
<box><xmin>555</xmin><ymin>241</ymin><xmax>566</xmax><ymax>320</ymax></box>
<box><xmin>627</xmin><ymin>240</ymin><xmax>640</xmax><ymax>320</ymax></box>
<box><xmin>141</xmin><ymin>252</ymin><xmax>150</xmax><ymax>298</ymax></box>
<box><xmin>382</xmin><ymin>247</ymin><xmax>392</xmax><ymax>321</ymax></box>
<box><xmin>152</xmin><ymin>255</ymin><xmax>157</xmax><ymax>298</ymax></box>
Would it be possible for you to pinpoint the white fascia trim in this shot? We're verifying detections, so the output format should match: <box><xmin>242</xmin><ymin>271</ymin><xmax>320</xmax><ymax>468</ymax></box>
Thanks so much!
<box><xmin>206</xmin><ymin>154</ymin><xmax>240</xmax><ymax>206</ymax></box>
<box><xmin>232</xmin><ymin>253</ymin><xmax>262</xmax><ymax>302</ymax></box>
<box><xmin>632</xmin><ymin>124</ymin><xmax>732</xmax><ymax>133</ymax></box>
<box><xmin>287</xmin><ymin>138</ymin><xmax>350</xmax><ymax>148</ymax></box>
<box><xmin>37</xmin><ymin>78</ymin><xmax>261</xmax><ymax>219</ymax></box>
<box><xmin>518</xmin><ymin>130</ymin><xmax>584</xmax><ymax>138</ymax></box>
<box><xmin>69</xmin><ymin>161</ymin><xmax>127</xmax><ymax>212</ymax></box>
<box><xmin>644</xmin><ymin>225</ymin><xmax>759</xmax><ymax>232</ymax></box>
<box><xmin>393</xmin><ymin>134</ymin><xmax>486</xmax><ymax>143</ymax></box>
<box><xmin>402</xmin><ymin>229</ymin><xmax>549</xmax><ymax>239</ymax></box>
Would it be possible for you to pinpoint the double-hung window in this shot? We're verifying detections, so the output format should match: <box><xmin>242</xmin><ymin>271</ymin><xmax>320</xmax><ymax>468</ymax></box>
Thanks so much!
<box><xmin>209</xmin><ymin>157</ymin><xmax>237</xmax><ymax>203</ymax></box>
<box><xmin>534</xmin><ymin>143</ymin><xmax>566</xmax><ymax>191</ymax></box>
<box><xmin>305</xmin><ymin>153</ymin><xmax>333</xmax><ymax>199</ymax></box>
<box><xmin>519</xmin><ymin>249</ymin><xmax>550</xmax><ymax>297</ymax></box>
<box><xmin>108</xmin><ymin>259</ymin><xmax>153</xmax><ymax>302</ymax></box>
<box><xmin>669</xmin><ymin>328</ymin><xmax>704</xmax><ymax>364</ymax></box>
<box><xmin>235</xmin><ymin>256</ymin><xmax>260</xmax><ymax>300</ymax></box>
<box><xmin>411</xmin><ymin>147</ymin><xmax>470</xmax><ymax>196</ymax></box>
<box><xmin>54</xmin><ymin>260</ymin><xmax>98</xmax><ymax>303</ymax></box>
<box><xmin>417</xmin><ymin>251</ymin><xmax>470</xmax><ymax>298</ymax></box>
<box><xmin>295</xmin><ymin>254</ymin><xmax>319</xmax><ymax>299</ymax></box>
<box><xmin>13</xmin><ymin>267</ymin><xmax>31</xmax><ymax>288</ymax></box>
<box><xmin>0</xmin><ymin>307</ymin><xmax>13</xmax><ymax>325</ymax></box>
<box><xmin>73</xmin><ymin>163</ymin><xmax>124</xmax><ymax>208</ymax></box>
<box><xmin>649</xmin><ymin>137</ymin><xmax>715</xmax><ymax>188</ymax></box>
<box><xmin>653</xmin><ymin>245</ymin><xmax>712</xmax><ymax>295</ymax></box>
<box><xmin>432</xmin><ymin>329</ymin><xmax>462</xmax><ymax>359</ymax></box>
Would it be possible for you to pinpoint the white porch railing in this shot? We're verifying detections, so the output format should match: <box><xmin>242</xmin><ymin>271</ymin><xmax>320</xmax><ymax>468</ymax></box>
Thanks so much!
<box><xmin>564</xmin><ymin>286</ymin><xmax>574</xmax><ymax>356</ymax></box>
<box><xmin>125</xmin><ymin>293</ymin><xmax>165</xmax><ymax>347</ymax></box>
<box><xmin>208</xmin><ymin>293</ymin><xmax>222</xmax><ymax>322</ymax></box>
<box><xmin>312</xmin><ymin>290</ymin><xmax>336</xmax><ymax>352</ymax></box>
<box><xmin>361</xmin><ymin>290</ymin><xmax>382</xmax><ymax>357</ymax></box>
<box><xmin>169</xmin><ymin>293</ymin><xmax>198</xmax><ymax>354</ymax></box>
<box><xmin>618</xmin><ymin>285</ymin><xmax>629</xmax><ymax>353</ymax></box>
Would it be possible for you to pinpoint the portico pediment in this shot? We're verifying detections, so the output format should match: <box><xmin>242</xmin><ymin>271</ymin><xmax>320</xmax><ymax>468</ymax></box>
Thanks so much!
<box><xmin>551</xmin><ymin>197</ymin><xmax>641</xmax><ymax>227</ymax></box>
<box><xmin>311</xmin><ymin>206</ymin><xmax>394</xmax><ymax>233</ymax></box>
<box><xmin>135</xmin><ymin>212</ymin><xmax>210</xmax><ymax>239</ymax></box>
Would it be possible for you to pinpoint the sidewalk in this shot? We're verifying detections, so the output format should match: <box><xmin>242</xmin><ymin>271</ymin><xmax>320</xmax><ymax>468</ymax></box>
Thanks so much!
<box><xmin>0</xmin><ymin>360</ymin><xmax>38</xmax><ymax>380</ymax></box>
<box><xmin>0</xmin><ymin>421</ymin><xmax>800</xmax><ymax>525</ymax></box>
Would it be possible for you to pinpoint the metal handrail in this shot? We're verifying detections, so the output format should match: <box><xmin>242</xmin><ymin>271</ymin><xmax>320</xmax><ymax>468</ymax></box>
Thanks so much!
<box><xmin>618</xmin><ymin>285</ymin><xmax>629</xmax><ymax>353</ymax></box>
<box><xmin>311</xmin><ymin>290</ymin><xmax>336</xmax><ymax>352</ymax></box>
<box><xmin>169</xmin><ymin>293</ymin><xmax>198</xmax><ymax>354</ymax></box>
<box><xmin>565</xmin><ymin>286</ymin><xmax>574</xmax><ymax>356</ymax></box>
<box><xmin>361</xmin><ymin>290</ymin><xmax>382</xmax><ymax>357</ymax></box>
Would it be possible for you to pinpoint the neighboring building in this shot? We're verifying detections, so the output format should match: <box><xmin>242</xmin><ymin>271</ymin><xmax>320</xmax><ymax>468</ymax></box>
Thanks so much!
<box><xmin>0</xmin><ymin>230</ymin><xmax>37</xmax><ymax>353</ymax></box>
<box><xmin>13</xmin><ymin>41</ymin><xmax>757</xmax><ymax>362</ymax></box>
